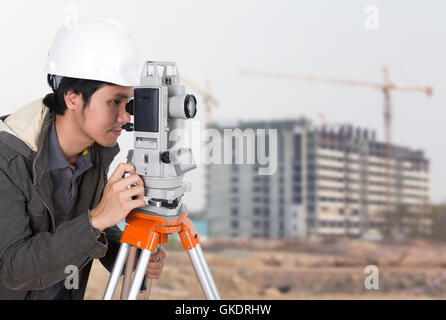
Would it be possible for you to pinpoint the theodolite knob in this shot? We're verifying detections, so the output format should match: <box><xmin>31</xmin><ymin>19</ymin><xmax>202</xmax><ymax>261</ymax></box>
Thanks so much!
<box><xmin>161</xmin><ymin>151</ymin><xmax>171</xmax><ymax>164</ymax></box>
<box><xmin>122</xmin><ymin>123</ymin><xmax>134</xmax><ymax>132</ymax></box>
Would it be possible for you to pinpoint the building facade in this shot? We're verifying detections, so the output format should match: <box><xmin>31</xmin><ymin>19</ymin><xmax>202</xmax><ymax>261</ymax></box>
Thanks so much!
<box><xmin>205</xmin><ymin>119</ymin><xmax>431</xmax><ymax>239</ymax></box>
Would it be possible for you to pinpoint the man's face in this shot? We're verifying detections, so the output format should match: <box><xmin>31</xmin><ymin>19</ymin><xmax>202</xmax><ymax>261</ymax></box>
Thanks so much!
<box><xmin>77</xmin><ymin>84</ymin><xmax>133</xmax><ymax>147</ymax></box>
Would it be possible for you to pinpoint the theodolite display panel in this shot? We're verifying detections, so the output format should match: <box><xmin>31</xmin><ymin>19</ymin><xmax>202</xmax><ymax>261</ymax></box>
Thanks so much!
<box><xmin>134</xmin><ymin>87</ymin><xmax>160</xmax><ymax>133</ymax></box>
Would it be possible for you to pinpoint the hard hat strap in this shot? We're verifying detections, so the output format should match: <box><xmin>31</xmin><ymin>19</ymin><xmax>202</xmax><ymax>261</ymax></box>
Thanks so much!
<box><xmin>49</xmin><ymin>74</ymin><xmax>63</xmax><ymax>91</ymax></box>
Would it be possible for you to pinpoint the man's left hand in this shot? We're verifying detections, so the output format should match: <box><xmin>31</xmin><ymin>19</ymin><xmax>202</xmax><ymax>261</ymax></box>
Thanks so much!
<box><xmin>145</xmin><ymin>247</ymin><xmax>167</xmax><ymax>279</ymax></box>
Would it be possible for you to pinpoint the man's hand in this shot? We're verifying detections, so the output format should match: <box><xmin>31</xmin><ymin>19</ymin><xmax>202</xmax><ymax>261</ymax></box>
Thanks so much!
<box><xmin>90</xmin><ymin>163</ymin><xmax>146</xmax><ymax>232</ymax></box>
<box><xmin>145</xmin><ymin>247</ymin><xmax>167</xmax><ymax>279</ymax></box>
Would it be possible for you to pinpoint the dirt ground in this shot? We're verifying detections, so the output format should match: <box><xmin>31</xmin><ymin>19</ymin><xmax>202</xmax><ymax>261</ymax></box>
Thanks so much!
<box><xmin>84</xmin><ymin>238</ymin><xmax>446</xmax><ymax>300</ymax></box>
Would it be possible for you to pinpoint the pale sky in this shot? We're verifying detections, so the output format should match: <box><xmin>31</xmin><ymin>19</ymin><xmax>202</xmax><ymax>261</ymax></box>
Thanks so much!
<box><xmin>0</xmin><ymin>0</ymin><xmax>444</xmax><ymax>210</ymax></box>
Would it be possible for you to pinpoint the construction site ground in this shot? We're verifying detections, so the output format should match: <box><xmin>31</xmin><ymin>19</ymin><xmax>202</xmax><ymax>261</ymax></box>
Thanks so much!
<box><xmin>85</xmin><ymin>238</ymin><xmax>446</xmax><ymax>300</ymax></box>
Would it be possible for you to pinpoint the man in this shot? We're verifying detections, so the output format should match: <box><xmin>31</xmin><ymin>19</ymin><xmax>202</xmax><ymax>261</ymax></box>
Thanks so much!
<box><xmin>0</xmin><ymin>17</ymin><xmax>166</xmax><ymax>299</ymax></box>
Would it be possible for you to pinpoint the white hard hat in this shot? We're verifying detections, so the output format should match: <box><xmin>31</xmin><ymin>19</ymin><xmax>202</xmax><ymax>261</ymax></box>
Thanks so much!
<box><xmin>43</xmin><ymin>17</ymin><xmax>140</xmax><ymax>87</ymax></box>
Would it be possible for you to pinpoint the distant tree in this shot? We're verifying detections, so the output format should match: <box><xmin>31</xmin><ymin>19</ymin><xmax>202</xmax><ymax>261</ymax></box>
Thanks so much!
<box><xmin>376</xmin><ymin>204</ymin><xmax>410</xmax><ymax>239</ymax></box>
<box><xmin>377</xmin><ymin>208</ymin><xmax>393</xmax><ymax>239</ymax></box>
<box><xmin>188</xmin><ymin>210</ymin><xmax>206</xmax><ymax>220</ymax></box>
<box><xmin>397</xmin><ymin>204</ymin><xmax>420</xmax><ymax>238</ymax></box>
<box><xmin>430</xmin><ymin>203</ymin><xmax>446</xmax><ymax>241</ymax></box>
<box><xmin>376</xmin><ymin>206</ymin><xmax>403</xmax><ymax>239</ymax></box>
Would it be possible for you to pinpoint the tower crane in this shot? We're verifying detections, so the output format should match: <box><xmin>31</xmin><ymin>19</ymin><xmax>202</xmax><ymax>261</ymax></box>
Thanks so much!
<box><xmin>241</xmin><ymin>67</ymin><xmax>433</xmax><ymax>225</ymax></box>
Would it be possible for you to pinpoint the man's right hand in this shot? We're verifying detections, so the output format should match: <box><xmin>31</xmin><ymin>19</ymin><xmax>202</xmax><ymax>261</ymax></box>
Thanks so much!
<box><xmin>90</xmin><ymin>163</ymin><xmax>146</xmax><ymax>232</ymax></box>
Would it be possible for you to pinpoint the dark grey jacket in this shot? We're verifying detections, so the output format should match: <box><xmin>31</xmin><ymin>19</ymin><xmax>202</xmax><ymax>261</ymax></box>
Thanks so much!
<box><xmin>0</xmin><ymin>99</ymin><xmax>122</xmax><ymax>299</ymax></box>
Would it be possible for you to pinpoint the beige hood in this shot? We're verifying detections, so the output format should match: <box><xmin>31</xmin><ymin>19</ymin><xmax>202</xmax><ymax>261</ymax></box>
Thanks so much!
<box><xmin>0</xmin><ymin>99</ymin><xmax>48</xmax><ymax>152</ymax></box>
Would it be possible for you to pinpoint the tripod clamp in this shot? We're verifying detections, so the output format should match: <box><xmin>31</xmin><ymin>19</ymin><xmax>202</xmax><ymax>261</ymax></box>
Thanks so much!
<box><xmin>103</xmin><ymin>207</ymin><xmax>220</xmax><ymax>300</ymax></box>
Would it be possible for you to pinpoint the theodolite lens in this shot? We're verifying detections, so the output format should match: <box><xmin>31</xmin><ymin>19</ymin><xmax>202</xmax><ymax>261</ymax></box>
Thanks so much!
<box><xmin>184</xmin><ymin>94</ymin><xmax>197</xmax><ymax>118</ymax></box>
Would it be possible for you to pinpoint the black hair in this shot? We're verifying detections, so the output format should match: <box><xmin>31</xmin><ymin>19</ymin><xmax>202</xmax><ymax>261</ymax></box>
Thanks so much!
<box><xmin>43</xmin><ymin>75</ymin><xmax>112</xmax><ymax>115</ymax></box>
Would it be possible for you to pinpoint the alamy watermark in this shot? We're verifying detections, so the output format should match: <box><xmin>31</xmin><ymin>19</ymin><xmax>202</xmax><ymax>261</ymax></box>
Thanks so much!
<box><xmin>64</xmin><ymin>5</ymin><xmax>80</xmax><ymax>29</ymax></box>
<box><xmin>364</xmin><ymin>5</ymin><xmax>379</xmax><ymax>30</ymax></box>
<box><xmin>364</xmin><ymin>265</ymin><xmax>379</xmax><ymax>290</ymax></box>
<box><xmin>170</xmin><ymin>121</ymin><xmax>278</xmax><ymax>176</ymax></box>
<box><xmin>65</xmin><ymin>265</ymin><xmax>79</xmax><ymax>290</ymax></box>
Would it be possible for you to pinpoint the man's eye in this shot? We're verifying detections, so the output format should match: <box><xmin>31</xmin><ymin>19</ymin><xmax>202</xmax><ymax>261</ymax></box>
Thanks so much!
<box><xmin>111</xmin><ymin>100</ymin><xmax>121</xmax><ymax>106</ymax></box>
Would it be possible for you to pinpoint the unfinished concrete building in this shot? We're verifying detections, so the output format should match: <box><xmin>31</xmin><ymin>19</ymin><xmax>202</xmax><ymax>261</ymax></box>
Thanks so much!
<box><xmin>205</xmin><ymin>119</ymin><xmax>431</xmax><ymax>239</ymax></box>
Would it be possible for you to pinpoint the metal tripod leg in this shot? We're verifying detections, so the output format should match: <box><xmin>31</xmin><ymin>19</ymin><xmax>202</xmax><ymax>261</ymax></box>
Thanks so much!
<box><xmin>120</xmin><ymin>246</ymin><xmax>138</xmax><ymax>300</ymax></box>
<box><xmin>127</xmin><ymin>248</ymin><xmax>152</xmax><ymax>300</ymax></box>
<box><xmin>195</xmin><ymin>243</ymin><xmax>220</xmax><ymax>299</ymax></box>
<box><xmin>187</xmin><ymin>244</ymin><xmax>221</xmax><ymax>300</ymax></box>
<box><xmin>103</xmin><ymin>242</ymin><xmax>130</xmax><ymax>300</ymax></box>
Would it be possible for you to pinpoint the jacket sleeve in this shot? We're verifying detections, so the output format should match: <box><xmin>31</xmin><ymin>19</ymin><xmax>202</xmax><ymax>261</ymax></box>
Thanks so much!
<box><xmin>0</xmin><ymin>169</ymin><xmax>108</xmax><ymax>291</ymax></box>
<box><xmin>99</xmin><ymin>225</ymin><xmax>123</xmax><ymax>273</ymax></box>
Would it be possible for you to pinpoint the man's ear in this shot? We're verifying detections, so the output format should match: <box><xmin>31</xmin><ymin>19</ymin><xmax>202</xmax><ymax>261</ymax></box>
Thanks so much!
<box><xmin>64</xmin><ymin>90</ymin><xmax>84</xmax><ymax>112</ymax></box>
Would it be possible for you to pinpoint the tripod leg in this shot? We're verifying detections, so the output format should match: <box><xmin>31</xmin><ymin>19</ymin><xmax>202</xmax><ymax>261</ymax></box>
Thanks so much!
<box><xmin>187</xmin><ymin>245</ymin><xmax>221</xmax><ymax>300</ymax></box>
<box><xmin>137</xmin><ymin>244</ymin><xmax>161</xmax><ymax>299</ymax></box>
<box><xmin>142</xmin><ymin>277</ymin><xmax>153</xmax><ymax>299</ymax></box>
<box><xmin>103</xmin><ymin>242</ymin><xmax>130</xmax><ymax>300</ymax></box>
<box><xmin>136</xmin><ymin>277</ymin><xmax>153</xmax><ymax>300</ymax></box>
<box><xmin>195</xmin><ymin>243</ymin><xmax>221</xmax><ymax>299</ymax></box>
<box><xmin>127</xmin><ymin>249</ymin><xmax>152</xmax><ymax>300</ymax></box>
<box><xmin>120</xmin><ymin>246</ymin><xmax>138</xmax><ymax>300</ymax></box>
